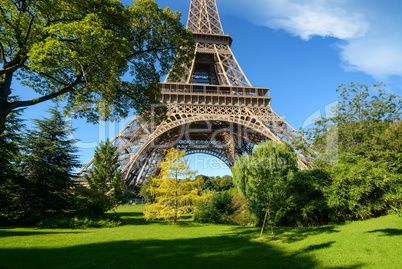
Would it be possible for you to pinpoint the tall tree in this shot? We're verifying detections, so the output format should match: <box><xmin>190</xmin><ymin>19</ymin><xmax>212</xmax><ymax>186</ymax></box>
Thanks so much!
<box><xmin>306</xmin><ymin>83</ymin><xmax>401</xmax><ymax>164</ymax></box>
<box><xmin>85</xmin><ymin>138</ymin><xmax>124</xmax><ymax>205</ymax></box>
<box><xmin>143</xmin><ymin>148</ymin><xmax>204</xmax><ymax>224</ymax></box>
<box><xmin>18</xmin><ymin>107</ymin><xmax>80</xmax><ymax>221</ymax></box>
<box><xmin>304</xmin><ymin>83</ymin><xmax>402</xmax><ymax>220</ymax></box>
<box><xmin>0</xmin><ymin>97</ymin><xmax>24</xmax><ymax>221</ymax></box>
<box><xmin>231</xmin><ymin>141</ymin><xmax>299</xmax><ymax>237</ymax></box>
<box><xmin>0</xmin><ymin>0</ymin><xmax>194</xmax><ymax>133</ymax></box>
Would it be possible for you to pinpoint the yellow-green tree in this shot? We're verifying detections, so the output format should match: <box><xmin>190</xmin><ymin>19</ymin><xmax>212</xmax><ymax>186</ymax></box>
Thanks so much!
<box><xmin>143</xmin><ymin>148</ymin><xmax>207</xmax><ymax>224</ymax></box>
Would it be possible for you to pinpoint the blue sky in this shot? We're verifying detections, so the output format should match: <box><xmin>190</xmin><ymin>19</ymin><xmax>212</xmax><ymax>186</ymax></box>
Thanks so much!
<box><xmin>14</xmin><ymin>0</ymin><xmax>402</xmax><ymax>177</ymax></box>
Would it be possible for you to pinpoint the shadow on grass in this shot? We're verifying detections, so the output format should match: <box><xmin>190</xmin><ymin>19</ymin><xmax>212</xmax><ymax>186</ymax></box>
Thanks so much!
<box><xmin>0</xmin><ymin>235</ymin><xmax>365</xmax><ymax>269</ymax></box>
<box><xmin>0</xmin><ymin>230</ymin><xmax>82</xmax><ymax>238</ymax></box>
<box><xmin>301</xmin><ymin>241</ymin><xmax>336</xmax><ymax>252</ymax></box>
<box><xmin>367</xmin><ymin>228</ymin><xmax>402</xmax><ymax>236</ymax></box>
<box><xmin>112</xmin><ymin>210</ymin><xmax>344</xmax><ymax>242</ymax></box>
<box><xmin>111</xmin><ymin>211</ymin><xmax>201</xmax><ymax>227</ymax></box>
<box><xmin>274</xmin><ymin>225</ymin><xmax>340</xmax><ymax>243</ymax></box>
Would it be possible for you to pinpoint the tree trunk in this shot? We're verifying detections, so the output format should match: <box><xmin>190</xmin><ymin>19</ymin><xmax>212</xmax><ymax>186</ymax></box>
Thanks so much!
<box><xmin>0</xmin><ymin>106</ymin><xmax>8</xmax><ymax>134</ymax></box>
<box><xmin>0</xmin><ymin>70</ymin><xmax>13</xmax><ymax>134</ymax></box>
<box><xmin>260</xmin><ymin>210</ymin><xmax>269</xmax><ymax>236</ymax></box>
<box><xmin>174</xmin><ymin>191</ymin><xmax>178</xmax><ymax>224</ymax></box>
<box><xmin>267</xmin><ymin>207</ymin><xmax>275</xmax><ymax>239</ymax></box>
<box><xmin>260</xmin><ymin>197</ymin><xmax>272</xmax><ymax>237</ymax></box>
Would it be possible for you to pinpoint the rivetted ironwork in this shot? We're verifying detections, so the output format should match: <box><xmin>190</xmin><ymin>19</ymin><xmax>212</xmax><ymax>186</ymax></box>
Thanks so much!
<box><xmin>77</xmin><ymin>0</ymin><xmax>312</xmax><ymax>186</ymax></box>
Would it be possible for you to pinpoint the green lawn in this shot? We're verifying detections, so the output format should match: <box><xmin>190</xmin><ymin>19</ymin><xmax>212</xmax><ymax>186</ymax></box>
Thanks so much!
<box><xmin>0</xmin><ymin>205</ymin><xmax>401</xmax><ymax>269</ymax></box>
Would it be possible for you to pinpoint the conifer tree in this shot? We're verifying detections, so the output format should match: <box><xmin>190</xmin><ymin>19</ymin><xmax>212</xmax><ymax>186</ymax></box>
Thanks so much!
<box><xmin>85</xmin><ymin>139</ymin><xmax>124</xmax><ymax>205</ymax></box>
<box><xmin>0</xmin><ymin>98</ymin><xmax>25</xmax><ymax>221</ymax></box>
<box><xmin>19</xmin><ymin>107</ymin><xmax>80</xmax><ymax>221</ymax></box>
<box><xmin>143</xmin><ymin>148</ymin><xmax>207</xmax><ymax>224</ymax></box>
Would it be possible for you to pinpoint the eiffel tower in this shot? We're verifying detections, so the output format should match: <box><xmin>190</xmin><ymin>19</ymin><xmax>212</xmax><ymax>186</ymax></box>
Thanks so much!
<box><xmin>78</xmin><ymin>0</ymin><xmax>312</xmax><ymax>186</ymax></box>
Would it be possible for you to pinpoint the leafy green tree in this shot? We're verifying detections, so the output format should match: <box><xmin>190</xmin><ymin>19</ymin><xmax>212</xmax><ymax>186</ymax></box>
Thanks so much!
<box><xmin>279</xmin><ymin>168</ymin><xmax>332</xmax><ymax>227</ymax></box>
<box><xmin>201</xmin><ymin>175</ymin><xmax>234</xmax><ymax>192</ymax></box>
<box><xmin>306</xmin><ymin>83</ymin><xmax>401</xmax><ymax>163</ymax></box>
<box><xmin>143</xmin><ymin>148</ymin><xmax>208</xmax><ymax>224</ymax></box>
<box><xmin>232</xmin><ymin>141</ymin><xmax>298</xmax><ymax>237</ymax></box>
<box><xmin>304</xmin><ymin>83</ymin><xmax>402</xmax><ymax>221</ymax></box>
<box><xmin>85</xmin><ymin>139</ymin><xmax>124</xmax><ymax>206</ymax></box>
<box><xmin>0</xmin><ymin>0</ymin><xmax>194</xmax><ymax>133</ymax></box>
<box><xmin>18</xmin><ymin>107</ymin><xmax>80</xmax><ymax>221</ymax></box>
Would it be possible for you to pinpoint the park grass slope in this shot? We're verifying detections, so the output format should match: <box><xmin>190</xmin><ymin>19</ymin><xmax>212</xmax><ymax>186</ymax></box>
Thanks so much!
<box><xmin>0</xmin><ymin>205</ymin><xmax>401</xmax><ymax>269</ymax></box>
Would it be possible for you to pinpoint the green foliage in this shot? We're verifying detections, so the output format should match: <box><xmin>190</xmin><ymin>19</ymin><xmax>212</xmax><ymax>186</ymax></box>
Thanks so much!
<box><xmin>143</xmin><ymin>149</ymin><xmax>208</xmax><ymax>224</ymax></box>
<box><xmin>0</xmin><ymin>0</ymin><xmax>195</xmax><ymax>133</ymax></box>
<box><xmin>322</xmin><ymin>159</ymin><xmax>401</xmax><ymax>221</ymax></box>
<box><xmin>71</xmin><ymin>186</ymin><xmax>115</xmax><ymax>219</ymax></box>
<box><xmin>195</xmin><ymin>192</ymin><xmax>234</xmax><ymax>224</ymax></box>
<box><xmin>293</xmin><ymin>83</ymin><xmax>402</xmax><ymax>225</ymax></box>
<box><xmin>37</xmin><ymin>215</ymin><xmax>121</xmax><ymax>229</ymax></box>
<box><xmin>278</xmin><ymin>168</ymin><xmax>332</xmax><ymax>227</ymax></box>
<box><xmin>0</xmin><ymin>98</ymin><xmax>25</xmax><ymax>222</ymax></box>
<box><xmin>231</xmin><ymin>193</ymin><xmax>255</xmax><ymax>226</ymax></box>
<box><xmin>85</xmin><ymin>139</ymin><xmax>124</xmax><ymax>205</ymax></box>
<box><xmin>194</xmin><ymin>191</ymin><xmax>254</xmax><ymax>226</ymax></box>
<box><xmin>138</xmin><ymin>177</ymin><xmax>158</xmax><ymax>203</ymax></box>
<box><xmin>16</xmin><ymin>107</ymin><xmax>80</xmax><ymax>222</ymax></box>
<box><xmin>231</xmin><ymin>140</ymin><xmax>299</xmax><ymax>227</ymax></box>
<box><xmin>200</xmin><ymin>175</ymin><xmax>234</xmax><ymax>192</ymax></box>
<box><xmin>306</xmin><ymin>83</ymin><xmax>401</xmax><ymax>162</ymax></box>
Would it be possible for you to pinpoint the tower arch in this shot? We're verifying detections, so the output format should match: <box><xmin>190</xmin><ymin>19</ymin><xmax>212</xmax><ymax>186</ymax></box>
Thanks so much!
<box><xmin>77</xmin><ymin>0</ymin><xmax>313</xmax><ymax>185</ymax></box>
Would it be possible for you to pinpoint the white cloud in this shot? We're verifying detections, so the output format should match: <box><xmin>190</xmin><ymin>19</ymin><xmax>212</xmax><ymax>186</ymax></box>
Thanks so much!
<box><xmin>261</xmin><ymin>1</ymin><xmax>369</xmax><ymax>40</ymax></box>
<box><xmin>340</xmin><ymin>35</ymin><xmax>402</xmax><ymax>80</ymax></box>
<box><xmin>222</xmin><ymin>0</ymin><xmax>402</xmax><ymax>80</ymax></box>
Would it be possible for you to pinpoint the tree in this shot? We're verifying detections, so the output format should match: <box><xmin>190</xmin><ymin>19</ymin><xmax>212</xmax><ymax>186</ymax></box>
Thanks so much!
<box><xmin>143</xmin><ymin>148</ymin><xmax>205</xmax><ymax>224</ymax></box>
<box><xmin>306</xmin><ymin>83</ymin><xmax>401</xmax><ymax>163</ymax></box>
<box><xmin>280</xmin><ymin>168</ymin><xmax>332</xmax><ymax>227</ymax></box>
<box><xmin>231</xmin><ymin>141</ymin><xmax>299</xmax><ymax>238</ymax></box>
<box><xmin>0</xmin><ymin>0</ymin><xmax>194</xmax><ymax>133</ymax></box>
<box><xmin>85</xmin><ymin>138</ymin><xmax>124</xmax><ymax>206</ymax></box>
<box><xmin>0</xmin><ymin>97</ymin><xmax>25</xmax><ymax>221</ymax></box>
<box><xmin>304</xmin><ymin>83</ymin><xmax>402</xmax><ymax>221</ymax></box>
<box><xmin>18</xmin><ymin>107</ymin><xmax>80</xmax><ymax>221</ymax></box>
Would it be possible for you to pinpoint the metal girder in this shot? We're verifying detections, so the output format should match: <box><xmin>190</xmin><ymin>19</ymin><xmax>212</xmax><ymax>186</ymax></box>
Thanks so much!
<box><xmin>77</xmin><ymin>0</ymin><xmax>313</xmax><ymax>186</ymax></box>
<box><xmin>186</xmin><ymin>0</ymin><xmax>224</xmax><ymax>35</ymax></box>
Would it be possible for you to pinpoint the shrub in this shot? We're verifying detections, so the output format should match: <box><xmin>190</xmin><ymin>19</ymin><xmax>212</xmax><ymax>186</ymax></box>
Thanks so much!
<box><xmin>195</xmin><ymin>192</ymin><xmax>234</xmax><ymax>224</ymax></box>
<box><xmin>231</xmin><ymin>193</ymin><xmax>254</xmax><ymax>226</ymax></box>
<box><xmin>194</xmin><ymin>191</ymin><xmax>253</xmax><ymax>225</ymax></box>
<box><xmin>71</xmin><ymin>186</ymin><xmax>115</xmax><ymax>218</ymax></box>
<box><xmin>37</xmin><ymin>215</ymin><xmax>121</xmax><ymax>228</ymax></box>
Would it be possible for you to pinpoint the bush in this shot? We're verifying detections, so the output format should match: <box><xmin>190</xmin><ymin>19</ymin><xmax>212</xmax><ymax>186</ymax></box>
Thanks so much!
<box><xmin>231</xmin><ymin>193</ymin><xmax>254</xmax><ymax>226</ymax></box>
<box><xmin>37</xmin><ymin>215</ymin><xmax>121</xmax><ymax>228</ymax></box>
<box><xmin>195</xmin><ymin>192</ymin><xmax>234</xmax><ymax>224</ymax></box>
<box><xmin>71</xmin><ymin>186</ymin><xmax>115</xmax><ymax>218</ymax></box>
<box><xmin>194</xmin><ymin>192</ymin><xmax>254</xmax><ymax>225</ymax></box>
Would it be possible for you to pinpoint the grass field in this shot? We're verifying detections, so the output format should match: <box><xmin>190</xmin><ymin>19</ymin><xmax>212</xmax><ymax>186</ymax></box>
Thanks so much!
<box><xmin>0</xmin><ymin>205</ymin><xmax>401</xmax><ymax>269</ymax></box>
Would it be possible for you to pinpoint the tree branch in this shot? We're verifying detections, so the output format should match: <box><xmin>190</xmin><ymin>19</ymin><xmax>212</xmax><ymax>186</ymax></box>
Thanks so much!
<box><xmin>9</xmin><ymin>73</ymin><xmax>83</xmax><ymax>110</ymax></box>
<box><xmin>23</xmin><ymin>15</ymin><xmax>35</xmax><ymax>44</ymax></box>
<box><xmin>0</xmin><ymin>42</ymin><xmax>7</xmax><ymax>63</ymax></box>
<box><xmin>126</xmin><ymin>47</ymin><xmax>160</xmax><ymax>59</ymax></box>
<box><xmin>0</xmin><ymin>55</ymin><xmax>28</xmax><ymax>76</ymax></box>
<box><xmin>35</xmin><ymin>69</ymin><xmax>70</xmax><ymax>86</ymax></box>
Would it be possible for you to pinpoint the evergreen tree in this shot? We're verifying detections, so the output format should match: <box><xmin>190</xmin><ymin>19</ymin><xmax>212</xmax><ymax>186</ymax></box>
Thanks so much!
<box><xmin>85</xmin><ymin>139</ymin><xmax>124</xmax><ymax>205</ymax></box>
<box><xmin>19</xmin><ymin>107</ymin><xmax>80</xmax><ymax>221</ymax></box>
<box><xmin>0</xmin><ymin>97</ymin><xmax>25</xmax><ymax>221</ymax></box>
<box><xmin>143</xmin><ymin>148</ymin><xmax>207</xmax><ymax>224</ymax></box>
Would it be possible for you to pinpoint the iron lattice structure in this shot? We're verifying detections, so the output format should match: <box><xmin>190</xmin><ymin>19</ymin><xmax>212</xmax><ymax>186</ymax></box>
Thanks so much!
<box><xmin>78</xmin><ymin>0</ymin><xmax>312</xmax><ymax>186</ymax></box>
